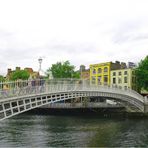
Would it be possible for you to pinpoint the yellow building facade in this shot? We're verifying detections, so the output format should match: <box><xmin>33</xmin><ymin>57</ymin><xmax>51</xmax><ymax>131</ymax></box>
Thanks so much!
<box><xmin>90</xmin><ymin>61</ymin><xmax>137</xmax><ymax>90</ymax></box>
<box><xmin>90</xmin><ymin>62</ymin><xmax>112</xmax><ymax>85</ymax></box>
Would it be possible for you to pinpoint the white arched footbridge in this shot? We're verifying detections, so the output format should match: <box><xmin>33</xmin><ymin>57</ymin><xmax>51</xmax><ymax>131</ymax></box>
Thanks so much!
<box><xmin>0</xmin><ymin>79</ymin><xmax>146</xmax><ymax>121</ymax></box>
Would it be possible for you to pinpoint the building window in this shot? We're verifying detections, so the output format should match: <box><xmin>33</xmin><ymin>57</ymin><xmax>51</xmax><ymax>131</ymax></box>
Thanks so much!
<box><xmin>104</xmin><ymin>67</ymin><xmax>108</xmax><ymax>73</ymax></box>
<box><xmin>104</xmin><ymin>75</ymin><xmax>108</xmax><ymax>84</ymax></box>
<box><xmin>124</xmin><ymin>71</ymin><xmax>127</xmax><ymax>75</ymax></box>
<box><xmin>133</xmin><ymin>77</ymin><xmax>136</xmax><ymax>84</ymax></box>
<box><xmin>124</xmin><ymin>86</ymin><xmax>127</xmax><ymax>89</ymax></box>
<box><xmin>92</xmin><ymin>77</ymin><xmax>96</xmax><ymax>84</ymax></box>
<box><xmin>132</xmin><ymin>77</ymin><xmax>135</xmax><ymax>83</ymax></box>
<box><xmin>113</xmin><ymin>78</ymin><xmax>116</xmax><ymax>84</ymax></box>
<box><xmin>119</xmin><ymin>86</ymin><xmax>122</xmax><ymax>89</ymax></box>
<box><xmin>98</xmin><ymin>76</ymin><xmax>101</xmax><ymax>85</ymax></box>
<box><xmin>92</xmin><ymin>76</ymin><xmax>95</xmax><ymax>80</ymax></box>
<box><xmin>98</xmin><ymin>68</ymin><xmax>102</xmax><ymax>73</ymax></box>
<box><xmin>124</xmin><ymin>77</ymin><xmax>127</xmax><ymax>83</ymax></box>
<box><xmin>93</xmin><ymin>69</ymin><xmax>96</xmax><ymax>74</ymax></box>
<box><xmin>118</xmin><ymin>72</ymin><xmax>121</xmax><ymax>75</ymax></box>
<box><xmin>113</xmin><ymin>72</ymin><xmax>116</xmax><ymax>76</ymax></box>
<box><xmin>118</xmin><ymin>78</ymin><xmax>122</xmax><ymax>84</ymax></box>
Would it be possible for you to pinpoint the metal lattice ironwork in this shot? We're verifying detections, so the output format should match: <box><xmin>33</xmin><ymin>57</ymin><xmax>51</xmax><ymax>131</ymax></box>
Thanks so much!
<box><xmin>0</xmin><ymin>79</ymin><xmax>145</xmax><ymax>121</ymax></box>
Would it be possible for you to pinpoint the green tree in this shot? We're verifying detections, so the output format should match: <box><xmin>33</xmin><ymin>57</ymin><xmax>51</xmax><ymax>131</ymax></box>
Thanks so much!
<box><xmin>46</xmin><ymin>61</ymin><xmax>80</xmax><ymax>78</ymax></box>
<box><xmin>135</xmin><ymin>56</ymin><xmax>148</xmax><ymax>91</ymax></box>
<box><xmin>72</xmin><ymin>71</ymin><xmax>80</xmax><ymax>78</ymax></box>
<box><xmin>0</xmin><ymin>75</ymin><xmax>5</xmax><ymax>82</ymax></box>
<box><xmin>10</xmin><ymin>70</ymin><xmax>30</xmax><ymax>81</ymax></box>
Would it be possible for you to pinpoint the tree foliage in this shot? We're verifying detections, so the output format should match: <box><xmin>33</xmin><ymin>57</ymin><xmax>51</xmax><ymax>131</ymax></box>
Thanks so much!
<box><xmin>46</xmin><ymin>61</ymin><xmax>80</xmax><ymax>78</ymax></box>
<box><xmin>135</xmin><ymin>56</ymin><xmax>148</xmax><ymax>91</ymax></box>
<box><xmin>9</xmin><ymin>70</ymin><xmax>30</xmax><ymax>81</ymax></box>
<box><xmin>0</xmin><ymin>75</ymin><xmax>5</xmax><ymax>82</ymax></box>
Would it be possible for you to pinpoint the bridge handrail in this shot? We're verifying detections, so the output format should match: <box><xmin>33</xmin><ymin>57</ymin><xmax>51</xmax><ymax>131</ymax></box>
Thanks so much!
<box><xmin>0</xmin><ymin>78</ymin><xmax>143</xmax><ymax>96</ymax></box>
<box><xmin>0</xmin><ymin>81</ymin><xmax>144</xmax><ymax>103</ymax></box>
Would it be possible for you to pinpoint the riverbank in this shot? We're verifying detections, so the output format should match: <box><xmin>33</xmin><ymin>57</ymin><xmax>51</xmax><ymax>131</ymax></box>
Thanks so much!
<box><xmin>26</xmin><ymin>107</ymin><xmax>148</xmax><ymax>119</ymax></box>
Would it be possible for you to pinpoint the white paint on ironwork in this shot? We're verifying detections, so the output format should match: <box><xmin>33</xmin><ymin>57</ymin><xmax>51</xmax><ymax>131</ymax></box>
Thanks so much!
<box><xmin>0</xmin><ymin>79</ymin><xmax>145</xmax><ymax>121</ymax></box>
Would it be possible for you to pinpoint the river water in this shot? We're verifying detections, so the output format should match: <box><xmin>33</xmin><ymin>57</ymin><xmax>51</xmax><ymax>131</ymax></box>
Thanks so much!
<box><xmin>0</xmin><ymin>114</ymin><xmax>148</xmax><ymax>147</ymax></box>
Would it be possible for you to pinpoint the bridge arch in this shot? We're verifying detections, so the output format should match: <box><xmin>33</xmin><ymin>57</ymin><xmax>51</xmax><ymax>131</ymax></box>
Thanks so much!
<box><xmin>0</xmin><ymin>79</ymin><xmax>145</xmax><ymax>121</ymax></box>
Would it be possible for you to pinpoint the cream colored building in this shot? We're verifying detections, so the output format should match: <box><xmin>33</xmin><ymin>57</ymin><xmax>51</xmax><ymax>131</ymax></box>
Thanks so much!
<box><xmin>111</xmin><ymin>68</ymin><xmax>137</xmax><ymax>90</ymax></box>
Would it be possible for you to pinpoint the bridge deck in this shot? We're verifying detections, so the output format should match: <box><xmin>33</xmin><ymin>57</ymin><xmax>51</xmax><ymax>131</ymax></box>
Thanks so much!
<box><xmin>0</xmin><ymin>79</ymin><xmax>146</xmax><ymax>121</ymax></box>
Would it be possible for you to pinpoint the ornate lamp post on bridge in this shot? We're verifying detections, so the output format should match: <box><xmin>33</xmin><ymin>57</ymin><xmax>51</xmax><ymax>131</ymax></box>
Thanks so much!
<box><xmin>38</xmin><ymin>57</ymin><xmax>45</xmax><ymax>77</ymax></box>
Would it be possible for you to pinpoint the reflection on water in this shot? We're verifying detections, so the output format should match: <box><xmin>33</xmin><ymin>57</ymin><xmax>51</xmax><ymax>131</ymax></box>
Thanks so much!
<box><xmin>0</xmin><ymin>114</ymin><xmax>148</xmax><ymax>147</ymax></box>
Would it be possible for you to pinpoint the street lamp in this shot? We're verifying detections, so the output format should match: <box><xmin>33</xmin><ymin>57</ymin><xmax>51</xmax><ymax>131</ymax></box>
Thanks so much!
<box><xmin>38</xmin><ymin>57</ymin><xmax>45</xmax><ymax>77</ymax></box>
<box><xmin>38</xmin><ymin>57</ymin><xmax>43</xmax><ymax>72</ymax></box>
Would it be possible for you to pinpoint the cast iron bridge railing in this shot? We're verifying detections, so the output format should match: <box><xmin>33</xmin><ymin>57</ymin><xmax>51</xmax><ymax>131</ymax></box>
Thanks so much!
<box><xmin>0</xmin><ymin>79</ymin><xmax>145</xmax><ymax>121</ymax></box>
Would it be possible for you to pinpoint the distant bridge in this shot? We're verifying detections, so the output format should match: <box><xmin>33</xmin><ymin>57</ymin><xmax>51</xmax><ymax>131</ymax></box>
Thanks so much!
<box><xmin>0</xmin><ymin>79</ymin><xmax>147</xmax><ymax>121</ymax></box>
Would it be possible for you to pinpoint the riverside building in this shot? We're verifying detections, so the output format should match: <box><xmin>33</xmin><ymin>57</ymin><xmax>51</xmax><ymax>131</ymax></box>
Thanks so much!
<box><xmin>6</xmin><ymin>67</ymin><xmax>40</xmax><ymax>80</ymax></box>
<box><xmin>79</xmin><ymin>65</ymin><xmax>90</xmax><ymax>80</ymax></box>
<box><xmin>111</xmin><ymin>68</ymin><xmax>137</xmax><ymax>90</ymax></box>
<box><xmin>90</xmin><ymin>61</ymin><xmax>123</xmax><ymax>85</ymax></box>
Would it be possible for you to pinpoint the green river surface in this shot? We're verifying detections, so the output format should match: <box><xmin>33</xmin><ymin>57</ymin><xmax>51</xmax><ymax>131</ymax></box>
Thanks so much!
<box><xmin>0</xmin><ymin>113</ymin><xmax>148</xmax><ymax>147</ymax></box>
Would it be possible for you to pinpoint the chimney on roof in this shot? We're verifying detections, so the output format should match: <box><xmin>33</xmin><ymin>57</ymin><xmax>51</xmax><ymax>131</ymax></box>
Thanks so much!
<box><xmin>16</xmin><ymin>67</ymin><xmax>20</xmax><ymax>71</ymax></box>
<box><xmin>115</xmin><ymin>61</ymin><xmax>120</xmax><ymax>64</ymax></box>
<box><xmin>128</xmin><ymin>62</ymin><xmax>136</xmax><ymax>68</ymax></box>
<box><xmin>121</xmin><ymin>62</ymin><xmax>127</xmax><ymax>69</ymax></box>
<box><xmin>80</xmin><ymin>65</ymin><xmax>85</xmax><ymax>72</ymax></box>
<box><xmin>7</xmin><ymin>68</ymin><xmax>12</xmax><ymax>75</ymax></box>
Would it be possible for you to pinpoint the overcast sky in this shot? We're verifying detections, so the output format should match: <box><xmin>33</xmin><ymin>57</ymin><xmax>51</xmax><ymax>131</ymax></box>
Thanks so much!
<box><xmin>0</xmin><ymin>0</ymin><xmax>148</xmax><ymax>75</ymax></box>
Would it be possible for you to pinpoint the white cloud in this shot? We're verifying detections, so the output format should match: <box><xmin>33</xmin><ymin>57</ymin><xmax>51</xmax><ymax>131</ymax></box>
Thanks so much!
<box><xmin>0</xmin><ymin>0</ymin><xmax>148</xmax><ymax>75</ymax></box>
